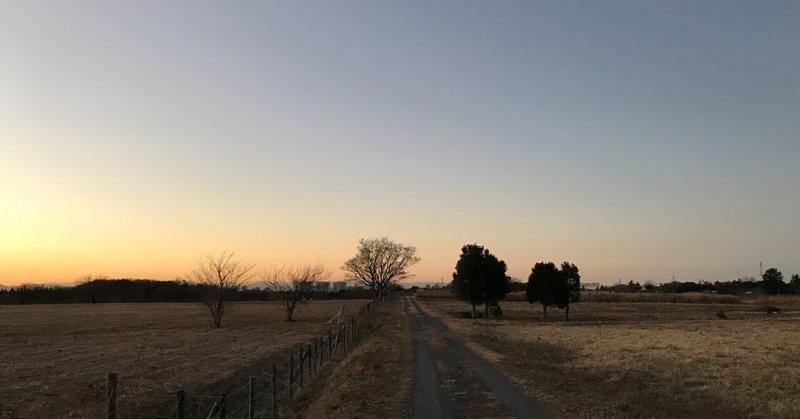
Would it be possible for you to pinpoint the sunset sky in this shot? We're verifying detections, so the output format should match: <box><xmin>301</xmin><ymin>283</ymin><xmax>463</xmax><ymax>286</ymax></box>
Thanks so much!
<box><xmin>2</xmin><ymin>1</ymin><xmax>799</xmax><ymax>286</ymax></box>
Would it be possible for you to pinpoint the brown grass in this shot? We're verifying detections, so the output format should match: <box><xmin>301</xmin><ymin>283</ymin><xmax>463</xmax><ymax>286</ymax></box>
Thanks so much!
<box><xmin>413</xmin><ymin>288</ymin><xmax>454</xmax><ymax>299</ymax></box>
<box><xmin>417</xmin><ymin>297</ymin><xmax>800</xmax><ymax>418</ymax></box>
<box><xmin>0</xmin><ymin>300</ymin><xmax>366</xmax><ymax>418</ymax></box>
<box><xmin>301</xmin><ymin>299</ymin><xmax>412</xmax><ymax>418</ymax></box>
<box><xmin>748</xmin><ymin>294</ymin><xmax>800</xmax><ymax>310</ymax></box>
<box><xmin>417</xmin><ymin>289</ymin><xmax>746</xmax><ymax>304</ymax></box>
<box><xmin>503</xmin><ymin>290</ymin><xmax>744</xmax><ymax>304</ymax></box>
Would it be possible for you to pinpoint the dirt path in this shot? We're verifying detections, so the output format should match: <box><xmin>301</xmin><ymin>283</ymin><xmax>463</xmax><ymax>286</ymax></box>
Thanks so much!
<box><xmin>405</xmin><ymin>297</ymin><xmax>548</xmax><ymax>419</ymax></box>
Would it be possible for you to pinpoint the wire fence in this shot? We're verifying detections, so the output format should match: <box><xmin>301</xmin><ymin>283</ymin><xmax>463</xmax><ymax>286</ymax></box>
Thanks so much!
<box><xmin>99</xmin><ymin>297</ymin><xmax>388</xmax><ymax>419</ymax></box>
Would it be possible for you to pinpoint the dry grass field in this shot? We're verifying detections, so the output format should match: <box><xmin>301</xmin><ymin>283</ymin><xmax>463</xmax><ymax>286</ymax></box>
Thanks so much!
<box><xmin>0</xmin><ymin>300</ymin><xmax>366</xmax><ymax>418</ymax></box>
<box><xmin>416</xmin><ymin>294</ymin><xmax>800</xmax><ymax>418</ymax></box>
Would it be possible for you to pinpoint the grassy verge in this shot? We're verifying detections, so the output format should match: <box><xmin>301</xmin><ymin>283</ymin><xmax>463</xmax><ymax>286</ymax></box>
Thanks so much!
<box><xmin>299</xmin><ymin>299</ymin><xmax>412</xmax><ymax>418</ymax></box>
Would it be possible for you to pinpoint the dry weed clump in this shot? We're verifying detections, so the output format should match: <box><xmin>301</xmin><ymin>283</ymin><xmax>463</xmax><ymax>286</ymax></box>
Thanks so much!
<box><xmin>418</xmin><ymin>298</ymin><xmax>800</xmax><ymax>418</ymax></box>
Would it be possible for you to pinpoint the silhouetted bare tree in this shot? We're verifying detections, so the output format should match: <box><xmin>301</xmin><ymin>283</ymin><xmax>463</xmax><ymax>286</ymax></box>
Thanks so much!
<box><xmin>342</xmin><ymin>237</ymin><xmax>420</xmax><ymax>298</ymax></box>
<box><xmin>189</xmin><ymin>252</ymin><xmax>255</xmax><ymax>327</ymax></box>
<box><xmin>264</xmin><ymin>264</ymin><xmax>329</xmax><ymax>321</ymax></box>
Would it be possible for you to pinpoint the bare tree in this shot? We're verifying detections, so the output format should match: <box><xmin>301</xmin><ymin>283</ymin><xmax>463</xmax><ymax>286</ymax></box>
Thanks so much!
<box><xmin>188</xmin><ymin>252</ymin><xmax>255</xmax><ymax>327</ymax></box>
<box><xmin>264</xmin><ymin>263</ymin><xmax>330</xmax><ymax>321</ymax></box>
<box><xmin>342</xmin><ymin>237</ymin><xmax>420</xmax><ymax>298</ymax></box>
<box><xmin>76</xmin><ymin>274</ymin><xmax>109</xmax><ymax>304</ymax></box>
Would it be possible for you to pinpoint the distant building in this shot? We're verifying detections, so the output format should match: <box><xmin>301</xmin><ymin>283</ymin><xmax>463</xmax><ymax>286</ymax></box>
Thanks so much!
<box><xmin>347</xmin><ymin>282</ymin><xmax>365</xmax><ymax>290</ymax></box>
<box><xmin>582</xmin><ymin>282</ymin><xmax>601</xmax><ymax>290</ymax></box>
<box><xmin>314</xmin><ymin>281</ymin><xmax>330</xmax><ymax>292</ymax></box>
<box><xmin>331</xmin><ymin>281</ymin><xmax>348</xmax><ymax>292</ymax></box>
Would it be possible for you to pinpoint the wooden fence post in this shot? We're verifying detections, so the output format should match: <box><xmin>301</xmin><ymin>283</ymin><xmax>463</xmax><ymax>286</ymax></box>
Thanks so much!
<box><xmin>319</xmin><ymin>337</ymin><xmax>323</xmax><ymax>368</ymax></box>
<box><xmin>343</xmin><ymin>323</ymin><xmax>348</xmax><ymax>352</ymax></box>
<box><xmin>327</xmin><ymin>331</ymin><xmax>332</xmax><ymax>361</ymax></box>
<box><xmin>271</xmin><ymin>365</ymin><xmax>277</xmax><ymax>419</ymax></box>
<box><xmin>176</xmin><ymin>390</ymin><xmax>185</xmax><ymax>419</ymax></box>
<box><xmin>248</xmin><ymin>376</ymin><xmax>255</xmax><ymax>419</ymax></box>
<box><xmin>289</xmin><ymin>353</ymin><xmax>294</xmax><ymax>399</ymax></box>
<box><xmin>220</xmin><ymin>393</ymin><xmax>226</xmax><ymax>419</ymax></box>
<box><xmin>299</xmin><ymin>347</ymin><xmax>304</xmax><ymax>388</ymax></box>
<box><xmin>106</xmin><ymin>373</ymin><xmax>117</xmax><ymax>419</ymax></box>
<box><xmin>308</xmin><ymin>344</ymin><xmax>313</xmax><ymax>376</ymax></box>
<box><xmin>312</xmin><ymin>341</ymin><xmax>317</xmax><ymax>375</ymax></box>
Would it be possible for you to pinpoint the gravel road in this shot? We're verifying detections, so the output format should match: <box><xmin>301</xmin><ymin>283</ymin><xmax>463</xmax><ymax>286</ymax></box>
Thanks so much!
<box><xmin>405</xmin><ymin>297</ymin><xmax>548</xmax><ymax>419</ymax></box>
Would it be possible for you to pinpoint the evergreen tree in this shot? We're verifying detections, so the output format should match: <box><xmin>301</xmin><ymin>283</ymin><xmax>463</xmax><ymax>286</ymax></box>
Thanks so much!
<box><xmin>452</xmin><ymin>244</ymin><xmax>508</xmax><ymax>318</ymax></box>
<box><xmin>526</xmin><ymin>262</ymin><xmax>561</xmax><ymax>319</ymax></box>
<box><xmin>527</xmin><ymin>261</ymin><xmax>581</xmax><ymax>320</ymax></box>
<box><xmin>761</xmin><ymin>267</ymin><xmax>785</xmax><ymax>295</ymax></box>
<box><xmin>791</xmin><ymin>274</ymin><xmax>800</xmax><ymax>294</ymax></box>
<box><xmin>559</xmin><ymin>261</ymin><xmax>581</xmax><ymax>320</ymax></box>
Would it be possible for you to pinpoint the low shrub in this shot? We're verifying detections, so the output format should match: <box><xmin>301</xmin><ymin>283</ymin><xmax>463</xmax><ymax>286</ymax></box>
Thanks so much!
<box><xmin>759</xmin><ymin>305</ymin><xmax>781</xmax><ymax>315</ymax></box>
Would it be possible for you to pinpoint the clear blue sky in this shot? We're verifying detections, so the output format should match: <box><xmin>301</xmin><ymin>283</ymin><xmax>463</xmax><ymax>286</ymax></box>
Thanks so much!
<box><xmin>1</xmin><ymin>1</ymin><xmax>798</xmax><ymax>285</ymax></box>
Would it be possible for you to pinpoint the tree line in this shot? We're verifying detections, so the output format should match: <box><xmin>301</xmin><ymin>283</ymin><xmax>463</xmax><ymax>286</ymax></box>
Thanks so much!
<box><xmin>447</xmin><ymin>243</ymin><xmax>800</xmax><ymax>321</ymax></box>
<box><xmin>601</xmin><ymin>268</ymin><xmax>800</xmax><ymax>296</ymax></box>
<box><xmin>1</xmin><ymin>237</ymin><xmax>421</xmax><ymax>328</ymax></box>
<box><xmin>0</xmin><ymin>278</ymin><xmax>377</xmax><ymax>306</ymax></box>
<box><xmin>451</xmin><ymin>243</ymin><xmax>581</xmax><ymax>321</ymax></box>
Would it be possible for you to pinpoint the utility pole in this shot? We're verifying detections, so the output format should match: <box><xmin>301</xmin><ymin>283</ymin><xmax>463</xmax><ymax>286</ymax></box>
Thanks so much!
<box><xmin>760</xmin><ymin>261</ymin><xmax>763</xmax><ymax>278</ymax></box>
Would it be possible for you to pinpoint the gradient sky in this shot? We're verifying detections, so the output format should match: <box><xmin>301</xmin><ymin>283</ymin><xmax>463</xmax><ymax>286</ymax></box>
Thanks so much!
<box><xmin>2</xmin><ymin>1</ymin><xmax>799</xmax><ymax>286</ymax></box>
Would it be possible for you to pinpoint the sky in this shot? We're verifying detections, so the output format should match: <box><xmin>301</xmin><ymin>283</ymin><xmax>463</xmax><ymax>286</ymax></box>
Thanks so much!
<box><xmin>1</xmin><ymin>1</ymin><xmax>799</xmax><ymax>286</ymax></box>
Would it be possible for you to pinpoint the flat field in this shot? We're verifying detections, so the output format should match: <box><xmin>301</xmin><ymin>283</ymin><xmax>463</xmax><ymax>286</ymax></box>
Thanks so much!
<box><xmin>0</xmin><ymin>300</ymin><xmax>365</xmax><ymax>418</ymax></box>
<box><xmin>416</xmin><ymin>294</ymin><xmax>800</xmax><ymax>418</ymax></box>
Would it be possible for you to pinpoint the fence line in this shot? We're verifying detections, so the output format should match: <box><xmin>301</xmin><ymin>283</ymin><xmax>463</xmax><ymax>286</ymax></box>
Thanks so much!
<box><xmin>101</xmin><ymin>296</ymin><xmax>389</xmax><ymax>419</ymax></box>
